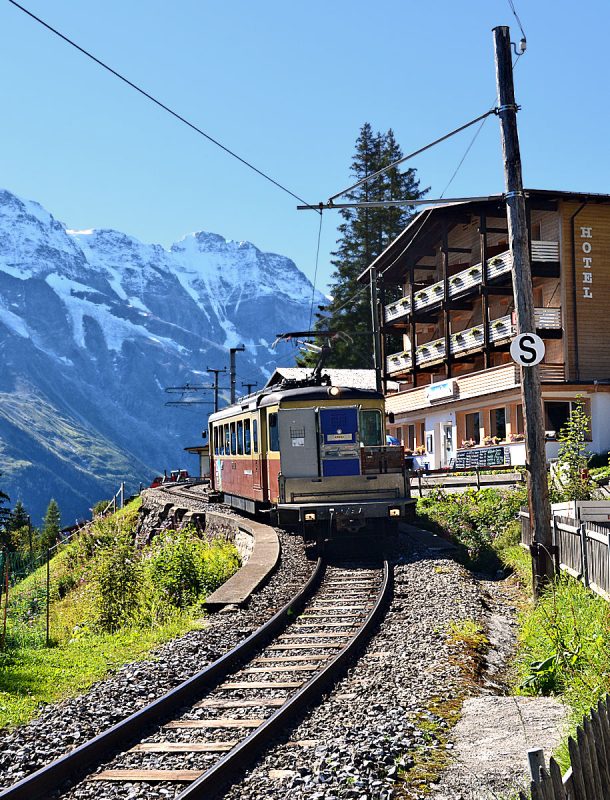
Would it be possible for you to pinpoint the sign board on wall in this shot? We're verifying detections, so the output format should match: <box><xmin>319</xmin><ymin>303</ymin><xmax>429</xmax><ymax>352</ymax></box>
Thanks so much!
<box><xmin>426</xmin><ymin>380</ymin><xmax>456</xmax><ymax>402</ymax></box>
<box><xmin>455</xmin><ymin>446</ymin><xmax>511</xmax><ymax>469</ymax></box>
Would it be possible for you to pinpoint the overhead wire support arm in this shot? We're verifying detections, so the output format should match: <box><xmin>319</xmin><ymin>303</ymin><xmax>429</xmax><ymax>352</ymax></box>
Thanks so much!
<box><xmin>296</xmin><ymin>109</ymin><xmax>498</xmax><ymax>212</ymax></box>
<box><xmin>296</xmin><ymin>195</ymin><xmax>493</xmax><ymax>211</ymax></box>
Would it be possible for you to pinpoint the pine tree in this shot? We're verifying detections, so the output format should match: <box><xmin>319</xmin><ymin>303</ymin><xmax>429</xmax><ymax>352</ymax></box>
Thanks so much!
<box><xmin>8</xmin><ymin>500</ymin><xmax>28</xmax><ymax>532</ymax></box>
<box><xmin>302</xmin><ymin>124</ymin><xmax>427</xmax><ymax>368</ymax></box>
<box><xmin>41</xmin><ymin>498</ymin><xmax>61</xmax><ymax>552</ymax></box>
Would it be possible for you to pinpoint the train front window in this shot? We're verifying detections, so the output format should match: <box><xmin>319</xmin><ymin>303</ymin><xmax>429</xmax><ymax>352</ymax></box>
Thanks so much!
<box><xmin>359</xmin><ymin>409</ymin><xmax>383</xmax><ymax>446</ymax></box>
<box><xmin>253</xmin><ymin>419</ymin><xmax>258</xmax><ymax>453</ymax></box>
<box><xmin>237</xmin><ymin>420</ymin><xmax>244</xmax><ymax>455</ymax></box>
<box><xmin>269</xmin><ymin>413</ymin><xmax>279</xmax><ymax>451</ymax></box>
<box><xmin>244</xmin><ymin>419</ymin><xmax>251</xmax><ymax>455</ymax></box>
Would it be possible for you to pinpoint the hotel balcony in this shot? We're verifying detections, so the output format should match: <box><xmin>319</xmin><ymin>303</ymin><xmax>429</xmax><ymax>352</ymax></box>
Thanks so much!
<box><xmin>383</xmin><ymin>240</ymin><xmax>560</xmax><ymax>325</ymax></box>
<box><xmin>385</xmin><ymin>361</ymin><xmax>566</xmax><ymax>418</ymax></box>
<box><xmin>386</xmin><ymin>307</ymin><xmax>562</xmax><ymax>376</ymax></box>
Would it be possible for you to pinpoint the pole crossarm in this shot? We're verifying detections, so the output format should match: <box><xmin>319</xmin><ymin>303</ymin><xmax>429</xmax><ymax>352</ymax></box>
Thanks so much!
<box><xmin>297</xmin><ymin>195</ymin><xmax>493</xmax><ymax>211</ymax></box>
<box><xmin>321</xmin><ymin>109</ymin><xmax>497</xmax><ymax>206</ymax></box>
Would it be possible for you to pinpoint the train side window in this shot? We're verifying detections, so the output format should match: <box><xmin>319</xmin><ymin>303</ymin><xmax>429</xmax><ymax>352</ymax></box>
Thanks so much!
<box><xmin>230</xmin><ymin>422</ymin><xmax>236</xmax><ymax>455</ymax></box>
<box><xmin>213</xmin><ymin>427</ymin><xmax>219</xmax><ymax>455</ymax></box>
<box><xmin>237</xmin><ymin>420</ymin><xmax>244</xmax><ymax>455</ymax></box>
<box><xmin>359</xmin><ymin>409</ymin><xmax>383</xmax><ymax>446</ymax></box>
<box><xmin>268</xmin><ymin>413</ymin><xmax>279</xmax><ymax>451</ymax></box>
<box><xmin>244</xmin><ymin>419</ymin><xmax>251</xmax><ymax>455</ymax></box>
<box><xmin>253</xmin><ymin>419</ymin><xmax>258</xmax><ymax>453</ymax></box>
<box><xmin>224</xmin><ymin>424</ymin><xmax>230</xmax><ymax>455</ymax></box>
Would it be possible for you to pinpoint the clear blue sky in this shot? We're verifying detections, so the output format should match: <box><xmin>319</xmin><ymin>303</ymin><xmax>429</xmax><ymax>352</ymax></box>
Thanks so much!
<box><xmin>1</xmin><ymin>0</ymin><xmax>609</xmax><ymax>294</ymax></box>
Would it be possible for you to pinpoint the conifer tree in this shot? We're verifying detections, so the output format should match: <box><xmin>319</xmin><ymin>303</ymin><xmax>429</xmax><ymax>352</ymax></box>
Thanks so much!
<box><xmin>302</xmin><ymin>124</ymin><xmax>427</xmax><ymax>368</ymax></box>
<box><xmin>41</xmin><ymin>498</ymin><xmax>61</xmax><ymax>552</ymax></box>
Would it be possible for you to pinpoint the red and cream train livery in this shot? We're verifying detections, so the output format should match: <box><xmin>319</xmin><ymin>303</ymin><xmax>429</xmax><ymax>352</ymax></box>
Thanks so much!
<box><xmin>208</xmin><ymin>382</ymin><xmax>413</xmax><ymax>534</ymax></box>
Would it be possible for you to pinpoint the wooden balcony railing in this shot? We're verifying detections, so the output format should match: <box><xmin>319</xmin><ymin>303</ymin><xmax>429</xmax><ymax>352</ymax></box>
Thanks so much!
<box><xmin>386</xmin><ymin>307</ymin><xmax>562</xmax><ymax>375</ymax></box>
<box><xmin>384</xmin><ymin>240</ymin><xmax>560</xmax><ymax>324</ymax></box>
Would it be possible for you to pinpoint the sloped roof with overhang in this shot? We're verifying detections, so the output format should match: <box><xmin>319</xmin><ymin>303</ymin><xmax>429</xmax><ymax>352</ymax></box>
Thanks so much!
<box><xmin>357</xmin><ymin>189</ymin><xmax>610</xmax><ymax>285</ymax></box>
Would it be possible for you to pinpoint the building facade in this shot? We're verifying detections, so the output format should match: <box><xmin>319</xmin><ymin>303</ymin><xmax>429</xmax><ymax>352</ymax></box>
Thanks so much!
<box><xmin>362</xmin><ymin>190</ymin><xmax>610</xmax><ymax>470</ymax></box>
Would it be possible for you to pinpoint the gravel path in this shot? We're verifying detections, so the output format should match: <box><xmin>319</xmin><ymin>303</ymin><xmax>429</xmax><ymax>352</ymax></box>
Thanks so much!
<box><xmin>0</xmin><ymin>517</ymin><xmax>313</xmax><ymax>791</ymax></box>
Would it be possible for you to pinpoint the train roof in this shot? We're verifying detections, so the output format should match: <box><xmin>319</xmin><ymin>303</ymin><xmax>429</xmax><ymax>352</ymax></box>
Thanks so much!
<box><xmin>208</xmin><ymin>383</ymin><xmax>384</xmax><ymax>423</ymax></box>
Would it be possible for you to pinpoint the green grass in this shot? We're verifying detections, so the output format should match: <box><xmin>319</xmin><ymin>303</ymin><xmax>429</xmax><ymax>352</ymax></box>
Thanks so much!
<box><xmin>0</xmin><ymin>614</ymin><xmax>202</xmax><ymax>728</ymax></box>
<box><xmin>492</xmin><ymin>532</ymin><xmax>610</xmax><ymax>773</ymax></box>
<box><xmin>0</xmin><ymin>497</ymin><xmax>239</xmax><ymax>730</ymax></box>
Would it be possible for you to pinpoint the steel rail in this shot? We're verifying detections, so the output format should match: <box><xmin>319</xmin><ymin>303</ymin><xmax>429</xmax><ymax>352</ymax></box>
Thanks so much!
<box><xmin>177</xmin><ymin>559</ymin><xmax>392</xmax><ymax>800</ymax></box>
<box><xmin>0</xmin><ymin>558</ymin><xmax>326</xmax><ymax>800</ymax></box>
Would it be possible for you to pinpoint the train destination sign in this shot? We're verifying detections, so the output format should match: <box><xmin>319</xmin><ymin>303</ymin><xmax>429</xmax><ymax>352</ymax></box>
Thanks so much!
<box><xmin>510</xmin><ymin>332</ymin><xmax>545</xmax><ymax>367</ymax></box>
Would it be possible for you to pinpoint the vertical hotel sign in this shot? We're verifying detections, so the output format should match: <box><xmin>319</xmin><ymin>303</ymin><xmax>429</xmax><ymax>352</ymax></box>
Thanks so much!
<box><xmin>581</xmin><ymin>225</ymin><xmax>593</xmax><ymax>299</ymax></box>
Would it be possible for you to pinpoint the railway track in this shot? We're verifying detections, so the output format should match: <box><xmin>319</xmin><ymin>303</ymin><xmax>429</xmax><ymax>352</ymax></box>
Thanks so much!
<box><xmin>0</xmin><ymin>555</ymin><xmax>392</xmax><ymax>800</ymax></box>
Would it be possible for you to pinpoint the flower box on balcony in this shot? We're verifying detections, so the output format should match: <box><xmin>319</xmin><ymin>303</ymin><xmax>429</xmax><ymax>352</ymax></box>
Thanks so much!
<box><xmin>492</xmin><ymin>320</ymin><xmax>507</xmax><ymax>330</ymax></box>
<box><xmin>470</xmin><ymin>327</ymin><xmax>482</xmax><ymax>336</ymax></box>
<box><xmin>434</xmin><ymin>285</ymin><xmax>444</xmax><ymax>295</ymax></box>
<box><xmin>468</xmin><ymin>267</ymin><xmax>481</xmax><ymax>277</ymax></box>
<box><xmin>450</xmin><ymin>276</ymin><xmax>463</xmax><ymax>286</ymax></box>
<box><xmin>434</xmin><ymin>342</ymin><xmax>444</xmax><ymax>350</ymax></box>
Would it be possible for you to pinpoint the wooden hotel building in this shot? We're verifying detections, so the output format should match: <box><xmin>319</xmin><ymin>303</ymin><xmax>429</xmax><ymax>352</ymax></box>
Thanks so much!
<box><xmin>361</xmin><ymin>190</ymin><xmax>610</xmax><ymax>469</ymax></box>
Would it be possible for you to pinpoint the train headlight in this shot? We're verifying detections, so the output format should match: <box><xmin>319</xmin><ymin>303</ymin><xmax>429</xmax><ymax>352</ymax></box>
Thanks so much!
<box><xmin>304</xmin><ymin>512</ymin><xmax>317</xmax><ymax>522</ymax></box>
<box><xmin>388</xmin><ymin>507</ymin><xmax>401</xmax><ymax>518</ymax></box>
<box><xmin>328</xmin><ymin>386</ymin><xmax>341</xmax><ymax>397</ymax></box>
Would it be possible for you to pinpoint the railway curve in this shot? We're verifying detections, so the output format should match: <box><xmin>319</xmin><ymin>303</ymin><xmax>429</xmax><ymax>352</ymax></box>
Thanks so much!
<box><xmin>0</xmin><ymin>498</ymin><xmax>392</xmax><ymax>800</ymax></box>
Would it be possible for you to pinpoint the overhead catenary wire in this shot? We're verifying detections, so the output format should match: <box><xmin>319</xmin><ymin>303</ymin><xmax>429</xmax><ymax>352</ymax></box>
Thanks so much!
<box><xmin>7</xmin><ymin>0</ymin><xmax>318</xmax><ymax>211</ymax></box>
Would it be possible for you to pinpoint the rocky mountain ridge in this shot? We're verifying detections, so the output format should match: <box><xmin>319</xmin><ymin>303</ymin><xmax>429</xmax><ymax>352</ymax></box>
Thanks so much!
<box><xmin>0</xmin><ymin>188</ymin><xmax>322</xmax><ymax>522</ymax></box>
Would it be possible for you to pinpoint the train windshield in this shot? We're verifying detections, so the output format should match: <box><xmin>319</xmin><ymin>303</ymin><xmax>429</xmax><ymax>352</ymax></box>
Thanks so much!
<box><xmin>359</xmin><ymin>409</ymin><xmax>383</xmax><ymax>446</ymax></box>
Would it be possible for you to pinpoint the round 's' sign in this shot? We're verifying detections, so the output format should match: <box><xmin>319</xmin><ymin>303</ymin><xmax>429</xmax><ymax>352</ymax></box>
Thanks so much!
<box><xmin>510</xmin><ymin>333</ymin><xmax>545</xmax><ymax>366</ymax></box>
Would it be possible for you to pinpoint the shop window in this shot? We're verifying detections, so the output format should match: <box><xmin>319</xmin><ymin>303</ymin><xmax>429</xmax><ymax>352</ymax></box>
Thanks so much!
<box><xmin>490</xmin><ymin>407</ymin><xmax>507</xmax><ymax>440</ymax></box>
<box><xmin>253</xmin><ymin>419</ymin><xmax>258</xmax><ymax>453</ymax></box>
<box><xmin>269</xmin><ymin>413</ymin><xmax>279</xmax><ymax>451</ymax></box>
<box><xmin>544</xmin><ymin>402</ymin><xmax>571</xmax><ymax>437</ymax></box>
<box><xmin>395</xmin><ymin>426</ymin><xmax>403</xmax><ymax>446</ymax></box>
<box><xmin>406</xmin><ymin>424</ymin><xmax>416</xmax><ymax>451</ymax></box>
<box><xmin>465</xmin><ymin>412</ymin><xmax>481</xmax><ymax>445</ymax></box>
<box><xmin>244</xmin><ymin>419</ymin><xmax>251</xmax><ymax>455</ymax></box>
<box><xmin>359</xmin><ymin>409</ymin><xmax>383</xmax><ymax>446</ymax></box>
<box><xmin>237</xmin><ymin>420</ymin><xmax>244</xmax><ymax>455</ymax></box>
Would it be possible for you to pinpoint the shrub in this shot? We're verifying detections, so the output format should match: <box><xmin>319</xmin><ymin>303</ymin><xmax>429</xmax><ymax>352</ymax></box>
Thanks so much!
<box><xmin>87</xmin><ymin>528</ymin><xmax>143</xmax><ymax>632</ymax></box>
<box><xmin>417</xmin><ymin>486</ymin><xmax>527</xmax><ymax>569</ymax></box>
<box><xmin>143</xmin><ymin>527</ymin><xmax>240</xmax><ymax>613</ymax></box>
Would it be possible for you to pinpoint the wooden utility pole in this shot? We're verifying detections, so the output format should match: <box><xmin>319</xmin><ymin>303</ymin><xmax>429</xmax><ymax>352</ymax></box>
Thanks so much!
<box><xmin>493</xmin><ymin>25</ymin><xmax>554</xmax><ymax>595</ymax></box>
<box><xmin>370</xmin><ymin>267</ymin><xmax>383</xmax><ymax>393</ymax></box>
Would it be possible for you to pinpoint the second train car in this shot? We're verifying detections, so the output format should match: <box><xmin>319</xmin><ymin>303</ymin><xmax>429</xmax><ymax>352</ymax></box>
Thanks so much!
<box><xmin>208</xmin><ymin>381</ymin><xmax>413</xmax><ymax>535</ymax></box>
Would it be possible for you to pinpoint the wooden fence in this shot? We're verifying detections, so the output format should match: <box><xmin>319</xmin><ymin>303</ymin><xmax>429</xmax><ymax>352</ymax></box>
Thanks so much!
<box><xmin>520</xmin><ymin>512</ymin><xmax>610</xmax><ymax>601</ymax></box>
<box><xmin>522</xmin><ymin>696</ymin><xmax>610</xmax><ymax>799</ymax></box>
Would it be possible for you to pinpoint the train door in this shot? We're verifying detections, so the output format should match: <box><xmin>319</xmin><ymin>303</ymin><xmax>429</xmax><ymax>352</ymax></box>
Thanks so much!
<box><xmin>278</xmin><ymin>408</ymin><xmax>319</xmax><ymax>477</ymax></box>
<box><xmin>319</xmin><ymin>406</ymin><xmax>361</xmax><ymax>477</ymax></box>
<box><xmin>251</xmin><ymin>413</ymin><xmax>266</xmax><ymax>496</ymax></box>
<box><xmin>265</xmin><ymin>409</ymin><xmax>281</xmax><ymax>502</ymax></box>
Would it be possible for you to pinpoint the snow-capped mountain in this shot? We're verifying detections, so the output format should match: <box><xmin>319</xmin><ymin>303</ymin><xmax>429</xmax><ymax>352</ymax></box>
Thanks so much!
<box><xmin>0</xmin><ymin>188</ymin><xmax>324</xmax><ymax>523</ymax></box>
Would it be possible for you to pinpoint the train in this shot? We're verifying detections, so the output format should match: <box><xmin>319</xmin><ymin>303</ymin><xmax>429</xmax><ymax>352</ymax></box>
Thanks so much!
<box><xmin>207</xmin><ymin>377</ymin><xmax>414</xmax><ymax>536</ymax></box>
